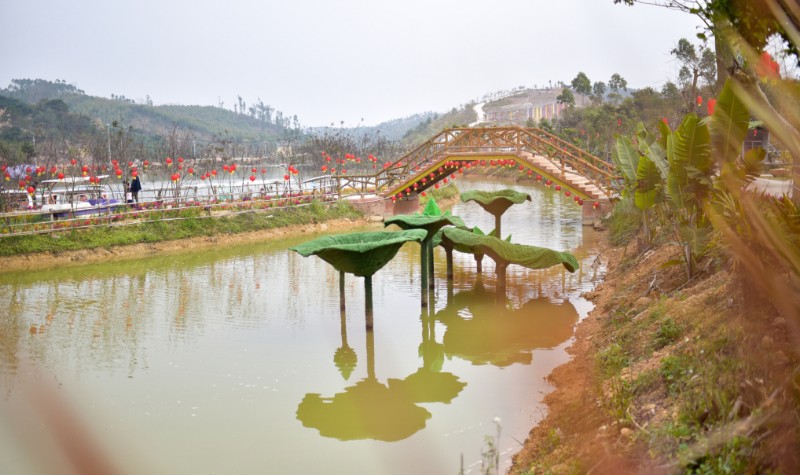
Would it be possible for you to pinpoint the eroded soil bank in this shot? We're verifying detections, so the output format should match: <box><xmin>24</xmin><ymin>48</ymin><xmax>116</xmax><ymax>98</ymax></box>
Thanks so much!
<box><xmin>510</xmin><ymin>238</ymin><xmax>800</xmax><ymax>474</ymax></box>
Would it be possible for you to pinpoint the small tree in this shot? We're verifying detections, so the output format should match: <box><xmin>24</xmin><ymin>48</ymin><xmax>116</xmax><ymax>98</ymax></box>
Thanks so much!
<box><xmin>556</xmin><ymin>88</ymin><xmax>575</xmax><ymax>106</ymax></box>
<box><xmin>571</xmin><ymin>72</ymin><xmax>592</xmax><ymax>105</ymax></box>
<box><xmin>671</xmin><ymin>38</ymin><xmax>717</xmax><ymax>112</ymax></box>
<box><xmin>608</xmin><ymin>73</ymin><xmax>628</xmax><ymax>104</ymax></box>
<box><xmin>592</xmin><ymin>81</ymin><xmax>607</xmax><ymax>102</ymax></box>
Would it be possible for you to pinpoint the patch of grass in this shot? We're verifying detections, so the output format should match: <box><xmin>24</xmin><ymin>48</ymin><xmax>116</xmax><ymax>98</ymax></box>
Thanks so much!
<box><xmin>660</xmin><ymin>353</ymin><xmax>694</xmax><ymax>396</ymax></box>
<box><xmin>683</xmin><ymin>435</ymin><xmax>754</xmax><ymax>474</ymax></box>
<box><xmin>597</xmin><ymin>342</ymin><xmax>629</xmax><ymax>379</ymax></box>
<box><xmin>0</xmin><ymin>200</ymin><xmax>362</xmax><ymax>256</ymax></box>
<box><xmin>654</xmin><ymin>318</ymin><xmax>682</xmax><ymax>350</ymax></box>
<box><xmin>633</xmin><ymin>368</ymin><xmax>661</xmax><ymax>395</ymax></box>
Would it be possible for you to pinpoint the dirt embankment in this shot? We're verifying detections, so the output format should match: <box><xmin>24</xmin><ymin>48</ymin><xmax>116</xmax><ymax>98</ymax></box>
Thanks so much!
<box><xmin>511</xmin><ymin>238</ymin><xmax>799</xmax><ymax>474</ymax></box>
<box><xmin>0</xmin><ymin>217</ymin><xmax>376</xmax><ymax>273</ymax></box>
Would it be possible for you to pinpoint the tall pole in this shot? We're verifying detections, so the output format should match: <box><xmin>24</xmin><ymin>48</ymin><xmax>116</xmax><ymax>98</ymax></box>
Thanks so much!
<box><xmin>364</xmin><ymin>275</ymin><xmax>373</xmax><ymax>331</ymax></box>
<box><xmin>106</xmin><ymin>124</ymin><xmax>111</xmax><ymax>162</ymax></box>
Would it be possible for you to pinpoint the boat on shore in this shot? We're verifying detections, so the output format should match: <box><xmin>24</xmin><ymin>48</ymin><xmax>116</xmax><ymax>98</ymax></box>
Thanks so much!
<box><xmin>39</xmin><ymin>175</ymin><xmax>122</xmax><ymax>219</ymax></box>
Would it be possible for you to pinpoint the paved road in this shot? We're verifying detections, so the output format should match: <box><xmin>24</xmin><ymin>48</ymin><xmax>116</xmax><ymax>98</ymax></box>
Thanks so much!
<box><xmin>749</xmin><ymin>176</ymin><xmax>792</xmax><ymax>196</ymax></box>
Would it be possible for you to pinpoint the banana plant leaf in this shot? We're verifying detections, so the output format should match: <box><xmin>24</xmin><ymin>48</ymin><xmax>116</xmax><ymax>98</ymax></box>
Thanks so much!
<box><xmin>441</xmin><ymin>228</ymin><xmax>579</xmax><ymax>272</ymax></box>
<box><xmin>460</xmin><ymin>189</ymin><xmax>531</xmax><ymax>216</ymax></box>
<box><xmin>290</xmin><ymin>229</ymin><xmax>427</xmax><ymax>277</ymax></box>
<box><xmin>635</xmin><ymin>154</ymin><xmax>660</xmax><ymax>210</ymax></box>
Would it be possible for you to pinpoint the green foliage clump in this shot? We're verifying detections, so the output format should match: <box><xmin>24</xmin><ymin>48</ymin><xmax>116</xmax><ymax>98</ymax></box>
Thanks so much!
<box><xmin>605</xmin><ymin>197</ymin><xmax>641</xmax><ymax>246</ymax></box>
<box><xmin>654</xmin><ymin>317</ymin><xmax>681</xmax><ymax>350</ymax></box>
<box><xmin>0</xmin><ymin>201</ymin><xmax>361</xmax><ymax>256</ymax></box>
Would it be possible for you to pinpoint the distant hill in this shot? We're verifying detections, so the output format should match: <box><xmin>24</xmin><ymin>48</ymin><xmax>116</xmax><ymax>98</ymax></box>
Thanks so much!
<box><xmin>0</xmin><ymin>78</ymin><xmax>484</xmax><ymax>165</ymax></box>
<box><xmin>0</xmin><ymin>79</ymin><xmax>290</xmax><ymax>144</ymax></box>
<box><xmin>399</xmin><ymin>105</ymin><xmax>476</xmax><ymax>145</ymax></box>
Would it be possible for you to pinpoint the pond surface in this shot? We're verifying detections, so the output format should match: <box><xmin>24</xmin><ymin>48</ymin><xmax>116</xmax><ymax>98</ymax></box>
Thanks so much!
<box><xmin>0</xmin><ymin>178</ymin><xmax>606</xmax><ymax>475</ymax></box>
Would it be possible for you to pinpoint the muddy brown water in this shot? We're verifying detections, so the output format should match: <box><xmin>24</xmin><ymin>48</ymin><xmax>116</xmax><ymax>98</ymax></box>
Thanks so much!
<box><xmin>0</xmin><ymin>178</ymin><xmax>606</xmax><ymax>474</ymax></box>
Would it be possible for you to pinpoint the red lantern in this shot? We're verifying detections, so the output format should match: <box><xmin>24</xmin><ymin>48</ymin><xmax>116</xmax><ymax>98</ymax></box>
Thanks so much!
<box><xmin>565</xmin><ymin>190</ymin><xmax>571</xmax><ymax>197</ymax></box>
<box><xmin>536</xmin><ymin>175</ymin><xmax>542</xmax><ymax>181</ymax></box>
<box><xmin>188</xmin><ymin>167</ymin><xmax>195</xmax><ymax>175</ymax></box>
<box><xmin>166</xmin><ymin>157</ymin><xmax>173</xmax><ymax>166</ymax></box>
<box><xmin>284</xmin><ymin>174</ymin><xmax>290</xmax><ymax>180</ymax></box>
<box><xmin>661</xmin><ymin>117</ymin><xmax>668</xmax><ymax>125</ymax></box>
<box><xmin>707</xmin><ymin>98</ymin><xmax>716</xmax><ymax>116</ymax></box>
<box><xmin>70</xmin><ymin>159</ymin><xmax>77</xmax><ymax>166</ymax></box>
<box><xmin>555</xmin><ymin>185</ymin><xmax>561</xmax><ymax>191</ymax></box>
<box><xmin>57</xmin><ymin>172</ymin><xmax>65</xmax><ymax>180</ymax></box>
<box><xmin>696</xmin><ymin>95</ymin><xmax>703</xmax><ymax>106</ymax></box>
<box><xmin>250</xmin><ymin>175</ymin><xmax>256</xmax><ymax>182</ymax></box>
<box><xmin>178</xmin><ymin>157</ymin><xmax>184</xmax><ymax>164</ymax></box>
<box><xmin>26</xmin><ymin>185</ymin><xmax>35</xmax><ymax>194</ymax></box>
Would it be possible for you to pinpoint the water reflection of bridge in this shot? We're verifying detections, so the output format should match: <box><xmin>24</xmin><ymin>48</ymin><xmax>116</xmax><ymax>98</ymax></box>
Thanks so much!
<box><xmin>335</xmin><ymin>126</ymin><xmax>616</xmax><ymax>223</ymax></box>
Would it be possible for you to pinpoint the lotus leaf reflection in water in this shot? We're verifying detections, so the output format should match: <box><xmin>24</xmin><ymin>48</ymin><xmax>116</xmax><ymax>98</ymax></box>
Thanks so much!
<box><xmin>297</xmin><ymin>330</ymin><xmax>432</xmax><ymax>442</ymax></box>
<box><xmin>434</xmin><ymin>287</ymin><xmax>579</xmax><ymax>367</ymax></box>
<box><xmin>296</xmin><ymin>379</ymin><xmax>432</xmax><ymax>442</ymax></box>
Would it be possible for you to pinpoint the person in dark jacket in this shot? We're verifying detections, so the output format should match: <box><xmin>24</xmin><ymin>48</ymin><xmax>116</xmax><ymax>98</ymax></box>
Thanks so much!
<box><xmin>130</xmin><ymin>175</ymin><xmax>142</xmax><ymax>203</ymax></box>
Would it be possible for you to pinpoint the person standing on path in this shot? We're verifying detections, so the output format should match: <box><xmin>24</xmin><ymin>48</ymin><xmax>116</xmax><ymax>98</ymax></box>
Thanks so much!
<box><xmin>131</xmin><ymin>175</ymin><xmax>142</xmax><ymax>203</ymax></box>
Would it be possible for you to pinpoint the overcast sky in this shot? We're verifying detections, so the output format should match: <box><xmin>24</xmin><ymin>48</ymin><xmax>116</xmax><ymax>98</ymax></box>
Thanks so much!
<box><xmin>1</xmin><ymin>0</ymin><xmax>702</xmax><ymax>127</ymax></box>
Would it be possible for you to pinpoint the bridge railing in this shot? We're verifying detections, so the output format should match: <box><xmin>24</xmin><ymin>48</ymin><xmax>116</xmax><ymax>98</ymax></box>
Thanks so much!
<box><xmin>355</xmin><ymin>126</ymin><xmax>618</xmax><ymax>198</ymax></box>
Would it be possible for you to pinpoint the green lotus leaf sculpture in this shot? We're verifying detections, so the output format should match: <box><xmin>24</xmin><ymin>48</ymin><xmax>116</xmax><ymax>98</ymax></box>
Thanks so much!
<box><xmin>290</xmin><ymin>229</ymin><xmax>427</xmax><ymax>277</ymax></box>
<box><xmin>460</xmin><ymin>189</ymin><xmax>531</xmax><ymax>238</ymax></box>
<box><xmin>441</xmin><ymin>227</ymin><xmax>579</xmax><ymax>273</ymax></box>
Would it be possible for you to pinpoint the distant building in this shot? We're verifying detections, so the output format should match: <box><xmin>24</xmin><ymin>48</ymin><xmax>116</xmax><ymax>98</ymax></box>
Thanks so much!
<box><xmin>483</xmin><ymin>88</ymin><xmax>570</xmax><ymax>124</ymax></box>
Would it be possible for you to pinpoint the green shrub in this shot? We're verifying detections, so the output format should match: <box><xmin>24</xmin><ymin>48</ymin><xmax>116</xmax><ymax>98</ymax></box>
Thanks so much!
<box><xmin>606</xmin><ymin>197</ymin><xmax>641</xmax><ymax>246</ymax></box>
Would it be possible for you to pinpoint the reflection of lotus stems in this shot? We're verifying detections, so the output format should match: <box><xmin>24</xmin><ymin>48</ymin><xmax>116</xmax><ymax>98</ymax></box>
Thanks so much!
<box><xmin>334</xmin><ymin>303</ymin><xmax>357</xmax><ymax>380</ymax></box>
<box><xmin>421</xmin><ymin>238</ymin><xmax>430</xmax><ymax>307</ymax></box>
<box><xmin>366</xmin><ymin>322</ymin><xmax>375</xmax><ymax>380</ymax></box>
<box><xmin>339</xmin><ymin>270</ymin><xmax>345</xmax><ymax>311</ymax></box>
<box><xmin>428</xmin><ymin>243</ymin><xmax>435</xmax><ymax>289</ymax></box>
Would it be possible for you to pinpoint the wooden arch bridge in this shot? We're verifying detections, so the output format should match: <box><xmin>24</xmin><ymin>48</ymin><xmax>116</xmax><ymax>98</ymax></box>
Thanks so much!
<box><xmin>335</xmin><ymin>126</ymin><xmax>617</xmax><ymax>222</ymax></box>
